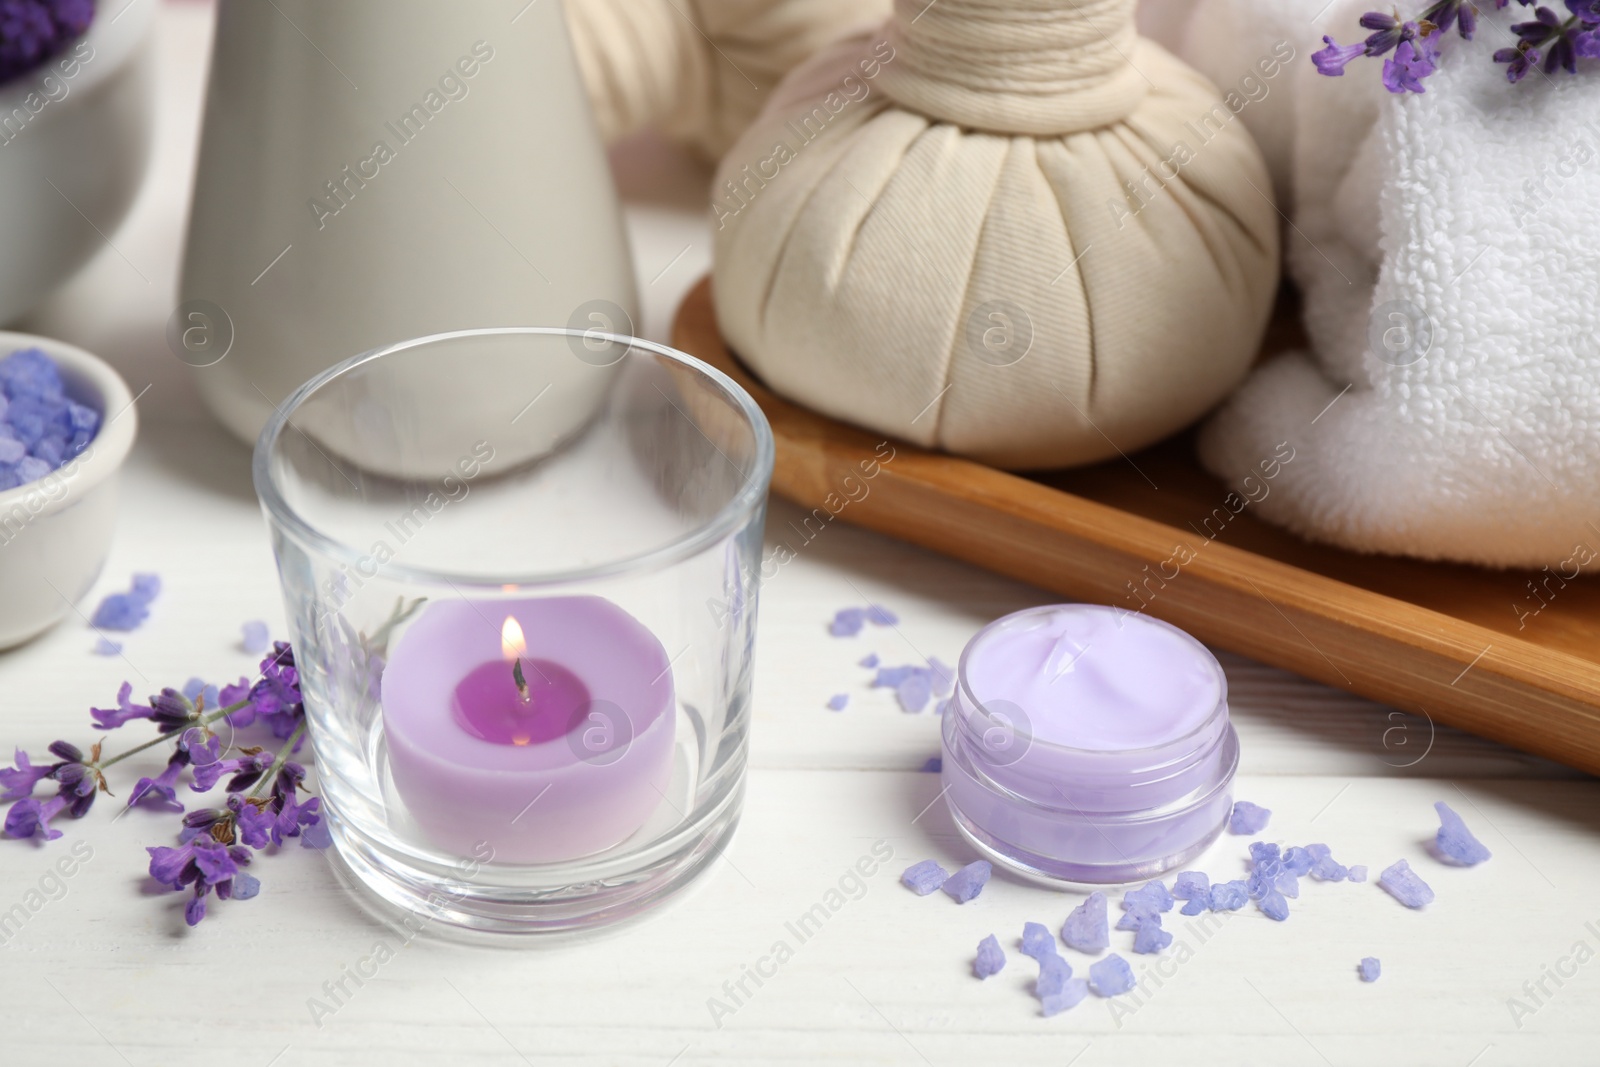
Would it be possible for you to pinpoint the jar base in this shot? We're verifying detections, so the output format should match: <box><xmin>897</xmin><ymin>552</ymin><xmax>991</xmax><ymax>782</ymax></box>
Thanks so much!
<box><xmin>947</xmin><ymin>797</ymin><xmax>1227</xmax><ymax>887</ymax></box>
<box><xmin>325</xmin><ymin>780</ymin><xmax>742</xmax><ymax>939</ymax></box>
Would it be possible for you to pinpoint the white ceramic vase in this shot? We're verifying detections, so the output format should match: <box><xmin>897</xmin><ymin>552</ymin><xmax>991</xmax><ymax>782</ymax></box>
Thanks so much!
<box><xmin>179</xmin><ymin>0</ymin><xmax>637</xmax><ymax>473</ymax></box>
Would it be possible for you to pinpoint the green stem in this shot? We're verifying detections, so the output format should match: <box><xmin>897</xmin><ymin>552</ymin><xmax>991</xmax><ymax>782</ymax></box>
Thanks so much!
<box><xmin>95</xmin><ymin>701</ymin><xmax>252</xmax><ymax>771</ymax></box>
<box><xmin>243</xmin><ymin>719</ymin><xmax>309</xmax><ymax>804</ymax></box>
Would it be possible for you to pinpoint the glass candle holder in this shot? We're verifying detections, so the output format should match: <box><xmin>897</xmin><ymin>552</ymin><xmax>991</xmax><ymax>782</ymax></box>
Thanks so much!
<box><xmin>941</xmin><ymin>605</ymin><xmax>1238</xmax><ymax>885</ymax></box>
<box><xmin>253</xmin><ymin>327</ymin><xmax>773</xmax><ymax>935</ymax></box>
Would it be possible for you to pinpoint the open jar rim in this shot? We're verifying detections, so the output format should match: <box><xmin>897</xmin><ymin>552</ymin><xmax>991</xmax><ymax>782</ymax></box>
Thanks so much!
<box><xmin>252</xmin><ymin>326</ymin><xmax>776</xmax><ymax>591</ymax></box>
<box><xmin>952</xmin><ymin>604</ymin><xmax>1232</xmax><ymax>760</ymax></box>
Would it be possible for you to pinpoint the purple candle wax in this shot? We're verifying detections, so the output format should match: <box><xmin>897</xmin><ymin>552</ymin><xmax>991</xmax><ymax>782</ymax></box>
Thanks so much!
<box><xmin>941</xmin><ymin>605</ymin><xmax>1237</xmax><ymax>884</ymax></box>
<box><xmin>452</xmin><ymin>657</ymin><xmax>590</xmax><ymax>747</ymax></box>
<box><xmin>382</xmin><ymin>596</ymin><xmax>676</xmax><ymax>864</ymax></box>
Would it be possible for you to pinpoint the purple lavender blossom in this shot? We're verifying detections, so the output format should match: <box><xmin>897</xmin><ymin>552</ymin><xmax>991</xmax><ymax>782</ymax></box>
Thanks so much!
<box><xmin>1314</xmin><ymin>35</ymin><xmax>1368</xmax><ymax>75</ymax></box>
<box><xmin>1384</xmin><ymin>32</ymin><xmax>1442</xmax><ymax>92</ymax></box>
<box><xmin>0</xmin><ymin>747</ymin><xmax>52</xmax><ymax>799</ymax></box>
<box><xmin>0</xmin><ymin>0</ymin><xmax>94</xmax><ymax>86</ymax></box>
<box><xmin>4</xmin><ymin>794</ymin><xmax>66</xmax><ymax>841</ymax></box>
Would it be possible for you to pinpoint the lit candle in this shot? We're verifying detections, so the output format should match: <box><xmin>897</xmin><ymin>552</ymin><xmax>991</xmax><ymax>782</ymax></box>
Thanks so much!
<box><xmin>381</xmin><ymin>595</ymin><xmax>676</xmax><ymax>864</ymax></box>
<box><xmin>941</xmin><ymin>605</ymin><xmax>1238</xmax><ymax>884</ymax></box>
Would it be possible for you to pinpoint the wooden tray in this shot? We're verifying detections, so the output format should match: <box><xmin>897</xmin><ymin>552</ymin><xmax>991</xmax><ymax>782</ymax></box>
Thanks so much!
<box><xmin>673</xmin><ymin>278</ymin><xmax>1600</xmax><ymax>776</ymax></box>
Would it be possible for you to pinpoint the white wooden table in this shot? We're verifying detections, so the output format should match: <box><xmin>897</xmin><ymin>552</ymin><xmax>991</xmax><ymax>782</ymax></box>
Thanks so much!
<box><xmin>3</xmin><ymin>4</ymin><xmax>1597</xmax><ymax>1064</ymax></box>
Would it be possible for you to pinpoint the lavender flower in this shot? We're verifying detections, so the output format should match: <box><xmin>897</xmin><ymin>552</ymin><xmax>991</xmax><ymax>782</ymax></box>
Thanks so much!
<box><xmin>127</xmin><ymin>728</ymin><xmax>218</xmax><ymax>809</ymax></box>
<box><xmin>1384</xmin><ymin>32</ymin><xmax>1443</xmax><ymax>92</ymax></box>
<box><xmin>1314</xmin><ymin>35</ymin><xmax>1370</xmax><ymax>75</ymax></box>
<box><xmin>0</xmin><ymin>747</ymin><xmax>52</xmax><ymax>799</ymax></box>
<box><xmin>4</xmin><ymin>794</ymin><xmax>67</xmax><ymax>841</ymax></box>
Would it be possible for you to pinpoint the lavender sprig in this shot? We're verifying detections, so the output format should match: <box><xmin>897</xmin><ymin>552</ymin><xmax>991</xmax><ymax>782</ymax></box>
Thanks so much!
<box><xmin>1</xmin><ymin>640</ymin><xmax>329</xmax><ymax>926</ymax></box>
<box><xmin>1314</xmin><ymin>1</ymin><xmax>1600</xmax><ymax>89</ymax></box>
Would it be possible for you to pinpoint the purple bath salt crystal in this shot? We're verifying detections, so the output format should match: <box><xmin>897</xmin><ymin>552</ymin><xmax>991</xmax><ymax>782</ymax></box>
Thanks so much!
<box><xmin>91</xmin><ymin>573</ymin><xmax>163</xmax><ymax>631</ymax></box>
<box><xmin>1434</xmin><ymin>801</ymin><xmax>1492</xmax><ymax>866</ymax></box>
<box><xmin>1172</xmin><ymin>871</ymin><xmax>1209</xmax><ymax>900</ymax></box>
<box><xmin>829</xmin><ymin>607</ymin><xmax>866</xmax><ymax>636</ymax></box>
<box><xmin>1248</xmin><ymin>841</ymin><xmax>1280</xmax><ymax>865</ymax></box>
<box><xmin>1036</xmin><ymin>952</ymin><xmax>1072</xmax><ymax>996</ymax></box>
<box><xmin>1020</xmin><ymin>921</ymin><xmax>1057</xmax><ymax>962</ymax></box>
<box><xmin>1274</xmin><ymin>869</ymin><xmax>1300</xmax><ymax>899</ymax></box>
<box><xmin>1229</xmin><ymin>800</ymin><xmax>1272</xmax><ymax>835</ymax></box>
<box><xmin>1359</xmin><ymin>957</ymin><xmax>1381</xmax><ymax>982</ymax></box>
<box><xmin>0</xmin><ymin>436</ymin><xmax>23</xmax><ymax>464</ymax></box>
<box><xmin>1179</xmin><ymin>896</ymin><xmax>1208</xmax><ymax>916</ymax></box>
<box><xmin>942</xmin><ymin>860</ymin><xmax>992</xmax><ymax>903</ymax></box>
<box><xmin>826</xmin><ymin>693</ymin><xmax>849</xmax><ymax>711</ymax></box>
<box><xmin>1062</xmin><ymin>891</ymin><xmax>1109</xmax><ymax>953</ymax></box>
<box><xmin>1378</xmin><ymin>859</ymin><xmax>1434</xmax><ymax>909</ymax></box>
<box><xmin>1040</xmin><ymin>977</ymin><xmax>1089</xmax><ymax>1017</ymax></box>
<box><xmin>241</xmin><ymin>620</ymin><xmax>270</xmax><ymax>654</ymax></box>
<box><xmin>15</xmin><ymin>456</ymin><xmax>49</xmax><ymax>482</ymax></box>
<box><xmin>1208</xmin><ymin>880</ymin><xmax>1248</xmax><ymax>911</ymax></box>
<box><xmin>865</xmin><ymin>604</ymin><xmax>898</xmax><ymax>626</ymax></box>
<box><xmin>1123</xmin><ymin>880</ymin><xmax>1173</xmax><ymax>914</ymax></box>
<box><xmin>973</xmin><ymin>934</ymin><xmax>1006</xmax><ymax>979</ymax></box>
<box><xmin>900</xmin><ymin>859</ymin><xmax>949</xmax><ymax>896</ymax></box>
<box><xmin>0</xmin><ymin>349</ymin><xmax>63</xmax><ymax>399</ymax></box>
<box><xmin>1348</xmin><ymin>864</ymin><xmax>1368</xmax><ymax>883</ymax></box>
<box><xmin>1283</xmin><ymin>846</ymin><xmax>1313</xmax><ymax>876</ymax></box>
<box><xmin>1089</xmin><ymin>954</ymin><xmax>1136</xmax><ymax>997</ymax></box>
<box><xmin>1132</xmin><ymin>917</ymin><xmax>1173</xmax><ymax>954</ymax></box>
<box><xmin>1255</xmin><ymin>887</ymin><xmax>1290</xmax><ymax>921</ymax></box>
<box><xmin>920</xmin><ymin>756</ymin><xmax>941</xmax><ymax>773</ymax></box>
<box><xmin>896</xmin><ymin>672</ymin><xmax>932</xmax><ymax>713</ymax></box>
<box><xmin>873</xmin><ymin>665</ymin><xmax>919</xmax><ymax>688</ymax></box>
<box><xmin>859</xmin><ymin>653</ymin><xmax>880</xmax><ymax>668</ymax></box>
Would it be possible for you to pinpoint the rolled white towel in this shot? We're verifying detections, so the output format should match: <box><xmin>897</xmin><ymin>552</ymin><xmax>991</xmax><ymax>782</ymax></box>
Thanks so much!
<box><xmin>1193</xmin><ymin>0</ymin><xmax>1600</xmax><ymax>568</ymax></box>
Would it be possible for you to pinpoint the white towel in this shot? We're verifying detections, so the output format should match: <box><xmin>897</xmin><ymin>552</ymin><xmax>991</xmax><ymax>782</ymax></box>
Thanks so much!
<box><xmin>1152</xmin><ymin>0</ymin><xmax>1600</xmax><ymax>568</ymax></box>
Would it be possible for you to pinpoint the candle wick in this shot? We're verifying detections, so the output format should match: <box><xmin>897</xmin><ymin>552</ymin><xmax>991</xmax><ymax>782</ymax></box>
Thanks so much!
<box><xmin>512</xmin><ymin>657</ymin><xmax>531</xmax><ymax>704</ymax></box>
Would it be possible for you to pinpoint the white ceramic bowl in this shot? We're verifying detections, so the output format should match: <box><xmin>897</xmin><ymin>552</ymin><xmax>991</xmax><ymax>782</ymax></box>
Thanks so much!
<box><xmin>0</xmin><ymin>331</ymin><xmax>137</xmax><ymax>649</ymax></box>
<box><xmin>0</xmin><ymin>0</ymin><xmax>157</xmax><ymax>324</ymax></box>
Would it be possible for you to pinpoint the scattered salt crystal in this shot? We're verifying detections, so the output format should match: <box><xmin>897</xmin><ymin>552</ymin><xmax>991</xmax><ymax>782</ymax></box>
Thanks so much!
<box><xmin>1255</xmin><ymin>887</ymin><xmax>1290</xmax><ymax>921</ymax></box>
<box><xmin>1122</xmin><ymin>880</ymin><xmax>1173</xmax><ymax>914</ymax></box>
<box><xmin>920</xmin><ymin>756</ymin><xmax>942</xmax><ymax>773</ymax></box>
<box><xmin>973</xmin><ymin>935</ymin><xmax>1006</xmax><ymax>979</ymax></box>
<box><xmin>1132</xmin><ymin>918</ymin><xmax>1173</xmax><ymax>954</ymax></box>
<box><xmin>1348</xmin><ymin>864</ymin><xmax>1368</xmax><ymax>883</ymax></box>
<box><xmin>826</xmin><ymin>694</ymin><xmax>849</xmax><ymax>711</ymax></box>
<box><xmin>240</xmin><ymin>620</ymin><xmax>270</xmax><ymax>654</ymax></box>
<box><xmin>1061</xmin><ymin>891</ymin><xmax>1109</xmax><ymax>952</ymax></box>
<box><xmin>1040</xmin><ymin>978</ymin><xmax>1089</xmax><ymax>1017</ymax></box>
<box><xmin>896</xmin><ymin>672</ymin><xmax>932</xmax><ymax>713</ymax></box>
<box><xmin>1208</xmin><ymin>880</ymin><xmax>1248</xmax><ymax>911</ymax></box>
<box><xmin>1036</xmin><ymin>952</ymin><xmax>1072</xmax><ymax>996</ymax></box>
<box><xmin>1283</xmin><ymin>846</ymin><xmax>1313</xmax><ymax>876</ymax></box>
<box><xmin>1378</xmin><ymin>859</ymin><xmax>1434</xmax><ymax>909</ymax></box>
<box><xmin>865</xmin><ymin>605</ymin><xmax>899</xmax><ymax>626</ymax></box>
<box><xmin>1274</xmin><ymin>870</ymin><xmax>1300</xmax><ymax>899</ymax></box>
<box><xmin>829</xmin><ymin>607</ymin><xmax>866</xmax><ymax>636</ymax></box>
<box><xmin>1020</xmin><ymin>921</ymin><xmax>1057</xmax><ymax>962</ymax></box>
<box><xmin>1434</xmin><ymin>801</ymin><xmax>1492</xmax><ymax>866</ymax></box>
<box><xmin>873</xmin><ymin>665</ymin><xmax>919</xmax><ymax>688</ymax></box>
<box><xmin>90</xmin><ymin>573</ymin><xmax>163</xmax><ymax>632</ymax></box>
<box><xmin>1359</xmin><ymin>957</ymin><xmax>1381</xmax><ymax>982</ymax></box>
<box><xmin>942</xmin><ymin>860</ymin><xmax>992</xmax><ymax>903</ymax></box>
<box><xmin>1172</xmin><ymin>871</ymin><xmax>1209</xmax><ymax>900</ymax></box>
<box><xmin>1248</xmin><ymin>841</ymin><xmax>1280</xmax><ymax>865</ymax></box>
<box><xmin>901</xmin><ymin>859</ymin><xmax>949</xmax><ymax>896</ymax></box>
<box><xmin>1089</xmin><ymin>954</ymin><xmax>1136</xmax><ymax>996</ymax></box>
<box><xmin>1229</xmin><ymin>800</ymin><xmax>1272</xmax><ymax>835</ymax></box>
<box><xmin>0</xmin><ymin>436</ymin><xmax>22</xmax><ymax>464</ymax></box>
<box><xmin>1180</xmin><ymin>897</ymin><xmax>1208</xmax><ymax>916</ymax></box>
<box><xmin>859</xmin><ymin>653</ymin><xmax>880</xmax><ymax>668</ymax></box>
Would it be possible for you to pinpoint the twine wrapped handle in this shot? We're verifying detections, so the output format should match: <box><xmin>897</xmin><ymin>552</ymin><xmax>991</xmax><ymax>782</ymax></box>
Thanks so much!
<box><xmin>877</xmin><ymin>0</ymin><xmax>1148</xmax><ymax>135</ymax></box>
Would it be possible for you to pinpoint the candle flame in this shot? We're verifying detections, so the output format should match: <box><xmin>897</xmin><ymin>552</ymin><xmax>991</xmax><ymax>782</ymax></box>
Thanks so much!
<box><xmin>501</xmin><ymin>616</ymin><xmax>527</xmax><ymax>662</ymax></box>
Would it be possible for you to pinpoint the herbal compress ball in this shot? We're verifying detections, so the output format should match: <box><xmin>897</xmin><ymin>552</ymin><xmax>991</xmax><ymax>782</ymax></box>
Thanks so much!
<box><xmin>713</xmin><ymin>0</ymin><xmax>1281</xmax><ymax>470</ymax></box>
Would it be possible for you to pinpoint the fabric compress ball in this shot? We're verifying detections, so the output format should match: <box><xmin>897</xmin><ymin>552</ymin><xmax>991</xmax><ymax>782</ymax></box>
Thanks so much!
<box><xmin>563</xmin><ymin>0</ymin><xmax>890</xmax><ymax>159</ymax></box>
<box><xmin>712</xmin><ymin>0</ymin><xmax>1281</xmax><ymax>470</ymax></box>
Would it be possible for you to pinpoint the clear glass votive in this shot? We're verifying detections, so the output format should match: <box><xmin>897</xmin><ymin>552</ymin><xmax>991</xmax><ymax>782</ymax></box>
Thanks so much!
<box><xmin>941</xmin><ymin>605</ymin><xmax>1239</xmax><ymax>885</ymax></box>
<box><xmin>253</xmin><ymin>327</ymin><xmax>773</xmax><ymax>935</ymax></box>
